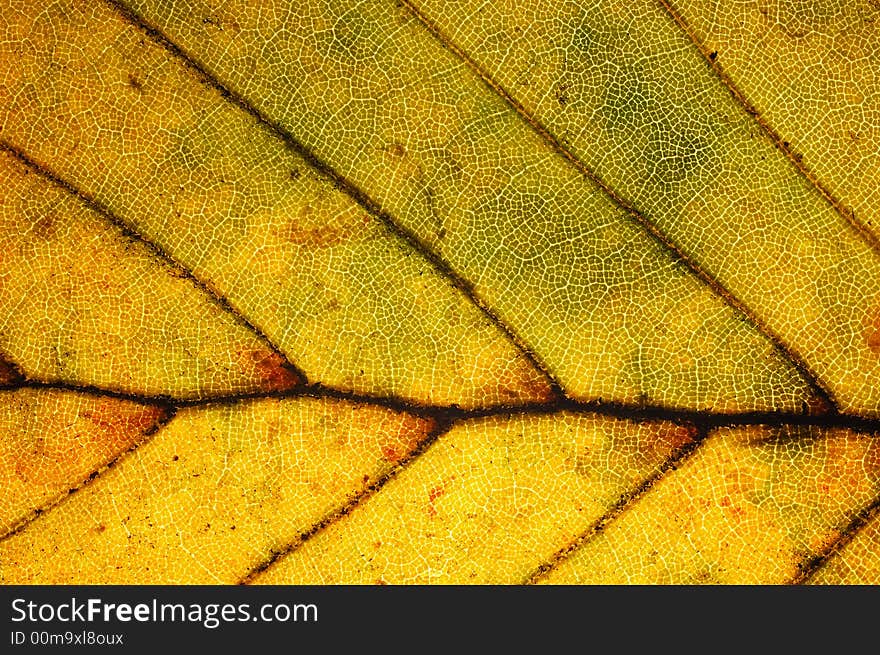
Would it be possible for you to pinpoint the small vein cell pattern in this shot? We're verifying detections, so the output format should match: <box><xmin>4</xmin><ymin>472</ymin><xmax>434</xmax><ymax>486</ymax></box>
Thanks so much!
<box><xmin>0</xmin><ymin>0</ymin><xmax>878</xmax><ymax>584</ymax></box>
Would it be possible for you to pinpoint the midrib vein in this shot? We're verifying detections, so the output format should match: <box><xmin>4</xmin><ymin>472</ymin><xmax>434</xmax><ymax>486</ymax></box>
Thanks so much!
<box><xmin>5</xmin><ymin>379</ymin><xmax>879</xmax><ymax>580</ymax></box>
<box><xmin>11</xmin><ymin>379</ymin><xmax>880</xmax><ymax>432</ymax></box>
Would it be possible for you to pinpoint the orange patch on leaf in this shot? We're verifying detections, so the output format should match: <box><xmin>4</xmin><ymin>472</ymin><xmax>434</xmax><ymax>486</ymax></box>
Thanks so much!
<box><xmin>6</xmin><ymin>397</ymin><xmax>167</xmax><ymax>501</ymax></box>
<box><xmin>806</xmin><ymin>395</ymin><xmax>832</xmax><ymax>416</ymax></box>
<box><xmin>241</xmin><ymin>350</ymin><xmax>301</xmax><ymax>392</ymax></box>
<box><xmin>287</xmin><ymin>223</ymin><xmax>347</xmax><ymax>248</ymax></box>
<box><xmin>866</xmin><ymin>306</ymin><xmax>880</xmax><ymax>354</ymax></box>
<box><xmin>82</xmin><ymin>401</ymin><xmax>169</xmax><ymax>438</ymax></box>
<box><xmin>380</xmin><ymin>414</ymin><xmax>435</xmax><ymax>464</ymax></box>
<box><xmin>653</xmin><ymin>423</ymin><xmax>698</xmax><ymax>458</ymax></box>
<box><xmin>427</xmin><ymin>484</ymin><xmax>447</xmax><ymax>517</ymax></box>
<box><xmin>492</xmin><ymin>357</ymin><xmax>556</xmax><ymax>405</ymax></box>
<box><xmin>0</xmin><ymin>358</ymin><xmax>22</xmax><ymax>386</ymax></box>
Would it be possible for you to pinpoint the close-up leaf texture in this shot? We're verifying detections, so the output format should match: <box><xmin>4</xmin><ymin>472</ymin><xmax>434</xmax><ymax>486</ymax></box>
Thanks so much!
<box><xmin>0</xmin><ymin>0</ymin><xmax>878</xmax><ymax>584</ymax></box>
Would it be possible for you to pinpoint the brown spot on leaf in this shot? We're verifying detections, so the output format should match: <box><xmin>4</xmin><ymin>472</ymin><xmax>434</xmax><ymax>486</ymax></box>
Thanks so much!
<box><xmin>806</xmin><ymin>395</ymin><xmax>832</xmax><ymax>416</ymax></box>
<box><xmin>492</xmin><ymin>356</ymin><xmax>556</xmax><ymax>405</ymax></box>
<box><xmin>555</xmin><ymin>84</ymin><xmax>570</xmax><ymax>106</ymax></box>
<box><xmin>654</xmin><ymin>423</ymin><xmax>698</xmax><ymax>458</ymax></box>
<box><xmin>427</xmin><ymin>484</ymin><xmax>447</xmax><ymax>517</ymax></box>
<box><xmin>34</xmin><ymin>214</ymin><xmax>57</xmax><ymax>239</ymax></box>
<box><xmin>83</xmin><ymin>401</ymin><xmax>169</xmax><ymax>438</ymax></box>
<box><xmin>382</xmin><ymin>446</ymin><xmax>402</xmax><ymax>463</ymax></box>
<box><xmin>380</xmin><ymin>413</ymin><xmax>435</xmax><ymax>464</ymax></box>
<box><xmin>866</xmin><ymin>306</ymin><xmax>880</xmax><ymax>354</ymax></box>
<box><xmin>385</xmin><ymin>142</ymin><xmax>406</xmax><ymax>158</ymax></box>
<box><xmin>127</xmin><ymin>73</ymin><xmax>143</xmax><ymax>93</ymax></box>
<box><xmin>287</xmin><ymin>223</ymin><xmax>347</xmax><ymax>248</ymax></box>
<box><xmin>243</xmin><ymin>350</ymin><xmax>301</xmax><ymax>391</ymax></box>
<box><xmin>0</xmin><ymin>357</ymin><xmax>23</xmax><ymax>385</ymax></box>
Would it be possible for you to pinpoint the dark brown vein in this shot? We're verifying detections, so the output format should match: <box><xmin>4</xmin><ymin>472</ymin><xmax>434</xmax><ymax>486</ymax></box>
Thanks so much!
<box><xmin>12</xmin><ymin>378</ymin><xmax>880</xmax><ymax>434</ymax></box>
<box><xmin>658</xmin><ymin>0</ymin><xmax>880</xmax><ymax>257</ymax></box>
<box><xmin>0</xmin><ymin>141</ymin><xmax>307</xmax><ymax>389</ymax></box>
<box><xmin>523</xmin><ymin>426</ymin><xmax>708</xmax><ymax>584</ymax></box>
<box><xmin>792</xmin><ymin>491</ymin><xmax>880</xmax><ymax>585</ymax></box>
<box><xmin>6</xmin><ymin>378</ymin><xmax>880</xmax><ymax>580</ymax></box>
<box><xmin>0</xmin><ymin>403</ymin><xmax>176</xmax><ymax>544</ymax></box>
<box><xmin>238</xmin><ymin>416</ymin><xmax>455</xmax><ymax>584</ymax></box>
<box><xmin>6</xmin><ymin>377</ymin><xmax>876</xmax><ymax>557</ymax></box>
<box><xmin>399</xmin><ymin>0</ymin><xmax>837</xmax><ymax>412</ymax></box>
<box><xmin>103</xmin><ymin>0</ymin><xmax>563</xmax><ymax>401</ymax></box>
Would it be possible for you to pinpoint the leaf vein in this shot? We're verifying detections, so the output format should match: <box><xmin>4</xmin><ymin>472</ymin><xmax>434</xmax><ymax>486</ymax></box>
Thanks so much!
<box><xmin>523</xmin><ymin>425</ymin><xmax>708</xmax><ymax>584</ymax></box>
<box><xmin>657</xmin><ymin>0</ymin><xmax>880</xmax><ymax>258</ymax></box>
<box><xmin>103</xmin><ymin>0</ymin><xmax>563</xmax><ymax>401</ymax></box>
<box><xmin>400</xmin><ymin>0</ymin><xmax>839</xmax><ymax>411</ymax></box>
<box><xmin>0</xmin><ymin>141</ymin><xmax>306</xmax><ymax>390</ymax></box>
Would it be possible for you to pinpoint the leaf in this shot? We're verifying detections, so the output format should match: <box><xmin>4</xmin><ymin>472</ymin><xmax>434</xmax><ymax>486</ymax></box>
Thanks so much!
<box><xmin>808</xmin><ymin>508</ymin><xmax>880</xmax><ymax>585</ymax></box>
<box><xmin>1</xmin><ymin>396</ymin><xmax>434</xmax><ymax>584</ymax></box>
<box><xmin>0</xmin><ymin>153</ymin><xmax>300</xmax><ymax>398</ymax></box>
<box><xmin>252</xmin><ymin>415</ymin><xmax>696</xmax><ymax>584</ymax></box>
<box><xmin>665</xmin><ymin>0</ymin><xmax>880</xmax><ymax>245</ymax></box>
<box><xmin>539</xmin><ymin>425</ymin><xmax>880</xmax><ymax>584</ymax></box>
<box><xmin>0</xmin><ymin>388</ymin><xmax>168</xmax><ymax>537</ymax></box>
<box><xmin>0</xmin><ymin>0</ymin><xmax>878</xmax><ymax>584</ymax></box>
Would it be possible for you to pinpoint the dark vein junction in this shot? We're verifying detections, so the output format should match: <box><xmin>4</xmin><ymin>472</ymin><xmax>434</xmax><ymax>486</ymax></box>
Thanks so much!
<box><xmin>0</xmin><ymin>141</ymin><xmax>307</xmax><ymax>388</ymax></box>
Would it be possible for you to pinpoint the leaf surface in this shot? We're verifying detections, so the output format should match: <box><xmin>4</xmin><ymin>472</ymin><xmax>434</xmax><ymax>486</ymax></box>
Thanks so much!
<box><xmin>0</xmin><ymin>397</ymin><xmax>434</xmax><ymax>584</ymax></box>
<box><xmin>0</xmin><ymin>151</ymin><xmax>299</xmax><ymax>398</ymax></box>
<box><xmin>0</xmin><ymin>0</ymin><xmax>550</xmax><ymax>408</ymax></box>
<box><xmin>540</xmin><ymin>425</ymin><xmax>880</xmax><ymax>584</ymax></box>
<box><xmin>0</xmin><ymin>388</ymin><xmax>167</xmax><ymax>538</ymax></box>
<box><xmin>0</xmin><ymin>0</ymin><xmax>879</xmax><ymax>585</ymax></box>
<box><xmin>1</xmin><ymin>0</ymin><xmax>820</xmax><ymax>411</ymax></box>
<box><xmin>808</xmin><ymin>510</ymin><xmax>880</xmax><ymax>585</ymax></box>
<box><xmin>668</xmin><ymin>0</ymin><xmax>880</xmax><ymax>244</ymax></box>
<box><xmin>252</xmin><ymin>414</ymin><xmax>696</xmax><ymax>584</ymax></box>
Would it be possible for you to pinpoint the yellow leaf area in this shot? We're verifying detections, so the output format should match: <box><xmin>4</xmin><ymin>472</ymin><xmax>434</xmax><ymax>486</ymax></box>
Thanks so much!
<box><xmin>2</xmin><ymin>0</ymin><xmax>815</xmax><ymax>412</ymax></box>
<box><xmin>0</xmin><ymin>388</ymin><xmax>168</xmax><ymax>538</ymax></box>
<box><xmin>1</xmin><ymin>394</ymin><xmax>434</xmax><ymax>583</ymax></box>
<box><xmin>540</xmin><ymin>426</ymin><xmax>880</xmax><ymax>584</ymax></box>
<box><xmin>809</xmin><ymin>509</ymin><xmax>880</xmax><ymax>585</ymax></box>
<box><xmin>0</xmin><ymin>0</ymin><xmax>879</xmax><ymax>586</ymax></box>
<box><xmin>117</xmin><ymin>0</ymin><xmax>880</xmax><ymax>415</ymax></box>
<box><xmin>668</xmin><ymin>0</ymin><xmax>880</xmax><ymax>244</ymax></box>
